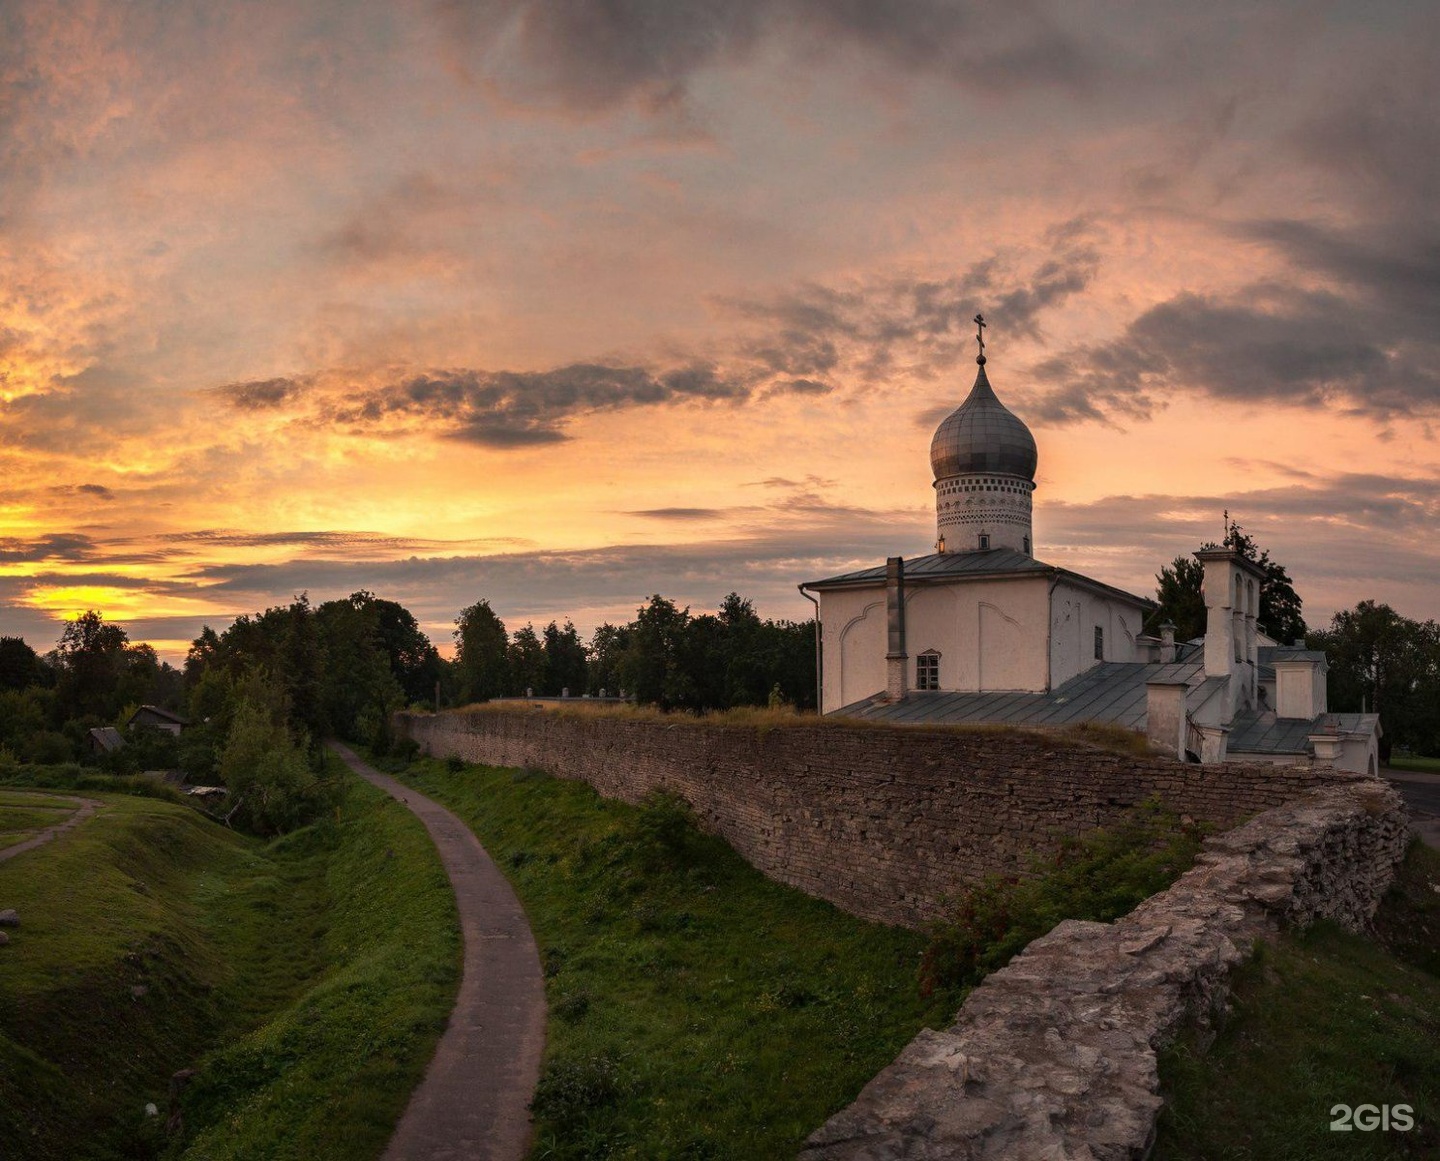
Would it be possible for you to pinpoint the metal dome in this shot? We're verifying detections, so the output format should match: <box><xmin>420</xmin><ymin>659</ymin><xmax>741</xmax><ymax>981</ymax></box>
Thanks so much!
<box><xmin>929</xmin><ymin>359</ymin><xmax>1037</xmax><ymax>482</ymax></box>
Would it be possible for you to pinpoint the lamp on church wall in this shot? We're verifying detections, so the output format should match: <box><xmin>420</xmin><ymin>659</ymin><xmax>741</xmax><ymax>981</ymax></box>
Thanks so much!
<box><xmin>936</xmin><ymin>534</ymin><xmax>946</xmax><ymax>554</ymax></box>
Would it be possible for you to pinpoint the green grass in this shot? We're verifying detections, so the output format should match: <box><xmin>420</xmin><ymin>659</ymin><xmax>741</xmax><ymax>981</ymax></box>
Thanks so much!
<box><xmin>1155</xmin><ymin>841</ymin><xmax>1440</xmax><ymax>1159</ymax></box>
<box><xmin>170</xmin><ymin>768</ymin><xmax>460</xmax><ymax>1161</ymax></box>
<box><xmin>0</xmin><ymin>765</ymin><xmax>460</xmax><ymax>1161</ymax></box>
<box><xmin>1389</xmin><ymin>756</ymin><xmax>1440</xmax><ymax>774</ymax></box>
<box><xmin>0</xmin><ymin>803</ymin><xmax>75</xmax><ymax>835</ymax></box>
<box><xmin>387</xmin><ymin>755</ymin><xmax>966</xmax><ymax>1160</ymax></box>
<box><xmin>918</xmin><ymin>799</ymin><xmax>1208</xmax><ymax>996</ymax></box>
<box><xmin>0</xmin><ymin>792</ymin><xmax>252</xmax><ymax>1159</ymax></box>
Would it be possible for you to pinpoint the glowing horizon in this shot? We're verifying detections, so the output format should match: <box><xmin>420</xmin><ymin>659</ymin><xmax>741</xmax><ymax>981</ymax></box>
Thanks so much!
<box><xmin>3</xmin><ymin>1</ymin><xmax>1437</xmax><ymax>664</ymax></box>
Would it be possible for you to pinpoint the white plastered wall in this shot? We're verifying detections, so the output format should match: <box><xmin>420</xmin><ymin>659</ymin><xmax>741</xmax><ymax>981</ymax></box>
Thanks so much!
<box><xmin>1048</xmin><ymin>580</ymin><xmax>1145</xmax><ymax>689</ymax></box>
<box><xmin>903</xmin><ymin>577</ymin><xmax>1050</xmax><ymax>694</ymax></box>
<box><xmin>818</xmin><ymin>576</ymin><xmax>1052</xmax><ymax>712</ymax></box>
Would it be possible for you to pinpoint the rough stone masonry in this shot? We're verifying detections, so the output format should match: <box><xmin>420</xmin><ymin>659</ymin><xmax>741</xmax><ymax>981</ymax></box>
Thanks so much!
<box><xmin>398</xmin><ymin>708</ymin><xmax>1367</xmax><ymax>927</ymax></box>
<box><xmin>800</xmin><ymin>780</ymin><xmax>1411</xmax><ymax>1160</ymax></box>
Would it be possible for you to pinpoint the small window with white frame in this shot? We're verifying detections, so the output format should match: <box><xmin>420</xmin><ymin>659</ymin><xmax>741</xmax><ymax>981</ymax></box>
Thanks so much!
<box><xmin>978</xmin><ymin>533</ymin><xmax>990</xmax><ymax>550</ymax></box>
<box><xmin>916</xmin><ymin>650</ymin><xmax>940</xmax><ymax>690</ymax></box>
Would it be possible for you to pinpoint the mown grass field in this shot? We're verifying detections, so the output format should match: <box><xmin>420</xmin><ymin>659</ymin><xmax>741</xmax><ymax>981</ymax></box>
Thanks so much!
<box><xmin>0</xmin><ymin>763</ymin><xmax>460</xmax><ymax>1161</ymax></box>
<box><xmin>1155</xmin><ymin>841</ymin><xmax>1440</xmax><ymax>1160</ymax></box>
<box><xmin>386</xmin><ymin>754</ymin><xmax>968</xmax><ymax>1160</ymax></box>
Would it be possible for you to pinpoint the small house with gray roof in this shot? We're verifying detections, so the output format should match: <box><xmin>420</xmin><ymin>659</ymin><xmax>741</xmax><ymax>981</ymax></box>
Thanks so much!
<box><xmin>799</xmin><ymin>317</ymin><xmax>1380</xmax><ymax>776</ymax></box>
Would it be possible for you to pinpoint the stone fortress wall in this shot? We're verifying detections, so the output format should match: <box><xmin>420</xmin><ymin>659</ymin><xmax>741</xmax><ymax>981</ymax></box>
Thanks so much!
<box><xmin>396</xmin><ymin>708</ymin><xmax>1410</xmax><ymax>1158</ymax></box>
<box><xmin>803</xmin><ymin>779</ymin><xmax>1410</xmax><ymax>1159</ymax></box>
<box><xmin>396</xmin><ymin>707</ymin><xmax>1368</xmax><ymax>927</ymax></box>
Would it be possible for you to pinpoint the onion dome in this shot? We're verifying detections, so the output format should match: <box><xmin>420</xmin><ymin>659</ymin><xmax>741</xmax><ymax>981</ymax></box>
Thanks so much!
<box><xmin>929</xmin><ymin>357</ymin><xmax>1038</xmax><ymax>482</ymax></box>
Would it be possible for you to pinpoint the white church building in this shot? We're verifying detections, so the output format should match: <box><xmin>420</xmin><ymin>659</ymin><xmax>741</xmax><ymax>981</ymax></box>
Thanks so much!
<box><xmin>799</xmin><ymin>320</ymin><xmax>1380</xmax><ymax>776</ymax></box>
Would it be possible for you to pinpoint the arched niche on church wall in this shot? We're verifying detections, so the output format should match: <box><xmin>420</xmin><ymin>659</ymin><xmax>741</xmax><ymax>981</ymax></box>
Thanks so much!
<box><xmin>836</xmin><ymin>599</ymin><xmax>886</xmax><ymax>708</ymax></box>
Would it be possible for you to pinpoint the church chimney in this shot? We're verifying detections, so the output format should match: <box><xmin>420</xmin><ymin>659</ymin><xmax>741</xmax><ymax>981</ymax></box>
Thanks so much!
<box><xmin>885</xmin><ymin>556</ymin><xmax>908</xmax><ymax>701</ymax></box>
<box><xmin>1159</xmin><ymin>621</ymin><xmax>1176</xmax><ymax>664</ymax></box>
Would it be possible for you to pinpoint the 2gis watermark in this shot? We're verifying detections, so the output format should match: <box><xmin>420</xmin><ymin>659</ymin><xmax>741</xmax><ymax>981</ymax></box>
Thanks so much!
<box><xmin>1329</xmin><ymin>1103</ymin><xmax>1415</xmax><ymax>1133</ymax></box>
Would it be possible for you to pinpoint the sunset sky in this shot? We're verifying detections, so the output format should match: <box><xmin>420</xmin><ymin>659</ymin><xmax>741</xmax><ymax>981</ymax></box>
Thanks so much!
<box><xmin>2</xmin><ymin>1</ymin><xmax>1437</xmax><ymax>662</ymax></box>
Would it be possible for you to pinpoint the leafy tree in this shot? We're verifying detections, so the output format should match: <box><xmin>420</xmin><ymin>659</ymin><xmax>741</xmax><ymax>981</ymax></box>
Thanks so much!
<box><xmin>218</xmin><ymin>684</ymin><xmax>332</xmax><ymax>835</ymax></box>
<box><xmin>51</xmin><ymin>611</ymin><xmax>141</xmax><ymax>721</ymax></box>
<box><xmin>454</xmin><ymin>600</ymin><xmax>510</xmax><ymax>702</ymax></box>
<box><xmin>0</xmin><ymin>688</ymin><xmax>49</xmax><ymax>758</ymax></box>
<box><xmin>315</xmin><ymin>593</ymin><xmax>404</xmax><ymax>746</ymax></box>
<box><xmin>1149</xmin><ymin>526</ymin><xmax>1305</xmax><ymax>644</ymax></box>
<box><xmin>1150</xmin><ymin>556</ymin><xmax>1206</xmax><ymax>642</ymax></box>
<box><xmin>508</xmin><ymin>623</ymin><xmax>546</xmax><ymax>696</ymax></box>
<box><xmin>370</xmin><ymin>596</ymin><xmax>443</xmax><ymax>704</ymax></box>
<box><xmin>617</xmin><ymin>596</ymin><xmax>696</xmax><ymax>710</ymax></box>
<box><xmin>278</xmin><ymin>594</ymin><xmax>327</xmax><ymax>750</ymax></box>
<box><xmin>586</xmin><ymin>623</ymin><xmax>631</xmax><ymax>696</ymax></box>
<box><xmin>184</xmin><ymin>625</ymin><xmax>222</xmax><ymax>687</ymax></box>
<box><xmin>542</xmin><ymin>620</ymin><xmax>588</xmax><ymax>696</ymax></box>
<box><xmin>1311</xmin><ymin>600</ymin><xmax>1440</xmax><ymax>758</ymax></box>
<box><xmin>0</xmin><ymin>636</ymin><xmax>47</xmax><ymax>691</ymax></box>
<box><xmin>53</xmin><ymin>610</ymin><xmax>129</xmax><ymax>714</ymax></box>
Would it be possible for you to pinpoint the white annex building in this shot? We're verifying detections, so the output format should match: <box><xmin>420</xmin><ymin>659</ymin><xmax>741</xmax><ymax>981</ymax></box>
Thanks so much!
<box><xmin>800</xmin><ymin>319</ymin><xmax>1380</xmax><ymax>776</ymax></box>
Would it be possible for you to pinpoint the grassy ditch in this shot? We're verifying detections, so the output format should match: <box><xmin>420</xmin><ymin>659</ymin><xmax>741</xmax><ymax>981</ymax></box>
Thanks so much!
<box><xmin>387</xmin><ymin>754</ymin><xmax>966</xmax><ymax>1160</ymax></box>
<box><xmin>1155</xmin><ymin>841</ymin><xmax>1440</xmax><ymax>1160</ymax></box>
<box><xmin>0</xmin><ymin>764</ymin><xmax>459</xmax><ymax>1161</ymax></box>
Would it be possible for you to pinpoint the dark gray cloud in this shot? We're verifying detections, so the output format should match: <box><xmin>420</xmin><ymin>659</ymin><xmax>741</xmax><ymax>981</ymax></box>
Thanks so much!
<box><xmin>214</xmin><ymin>249</ymin><xmax>1080</xmax><ymax>448</ymax></box>
<box><xmin>722</xmin><ymin>242</ymin><xmax>1098</xmax><ymax>387</ymax></box>
<box><xmin>1287</xmin><ymin>21</ymin><xmax>1440</xmax><ymax>223</ymax></box>
<box><xmin>745</xmin><ymin>474</ymin><xmax>836</xmax><ymax>490</ymax></box>
<box><xmin>1029</xmin><ymin>16</ymin><xmax>1440</xmax><ymax>427</ymax></box>
<box><xmin>224</xmin><ymin>378</ymin><xmax>306</xmax><ymax>409</ymax></box>
<box><xmin>0</xmin><ymin>533</ymin><xmax>100</xmax><ymax>565</ymax></box>
<box><xmin>626</xmin><ymin>508</ymin><xmax>727</xmax><ymax>520</ymax></box>
<box><xmin>217</xmin><ymin>360</ymin><xmax>785</xmax><ymax>446</ymax></box>
<box><xmin>47</xmin><ymin>483</ymin><xmax>115</xmax><ymax>501</ymax></box>
<box><xmin>1031</xmin><ymin>237</ymin><xmax>1440</xmax><ymax>424</ymax></box>
<box><xmin>437</xmin><ymin>0</ymin><xmax>1093</xmax><ymax>114</ymax></box>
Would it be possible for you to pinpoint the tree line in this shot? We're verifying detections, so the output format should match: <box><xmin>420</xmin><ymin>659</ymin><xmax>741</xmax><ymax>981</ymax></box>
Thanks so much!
<box><xmin>0</xmin><ymin>589</ymin><xmax>818</xmax><ymax>830</ymax></box>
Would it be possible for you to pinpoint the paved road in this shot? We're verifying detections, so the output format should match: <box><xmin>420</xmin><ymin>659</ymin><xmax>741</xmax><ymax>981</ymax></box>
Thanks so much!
<box><xmin>328</xmin><ymin>742</ymin><xmax>546</xmax><ymax>1161</ymax></box>
<box><xmin>1384</xmin><ymin>767</ymin><xmax>1440</xmax><ymax>850</ymax></box>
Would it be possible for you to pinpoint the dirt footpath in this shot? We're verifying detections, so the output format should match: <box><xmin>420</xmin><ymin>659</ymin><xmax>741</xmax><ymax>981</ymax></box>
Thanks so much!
<box><xmin>0</xmin><ymin>795</ymin><xmax>103</xmax><ymax>864</ymax></box>
<box><xmin>329</xmin><ymin>742</ymin><xmax>546</xmax><ymax>1161</ymax></box>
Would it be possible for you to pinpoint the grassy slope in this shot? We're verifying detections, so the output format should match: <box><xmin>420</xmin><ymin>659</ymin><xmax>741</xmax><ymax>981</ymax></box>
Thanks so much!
<box><xmin>0</xmin><ymin>792</ymin><xmax>248</xmax><ymax>1160</ymax></box>
<box><xmin>1389</xmin><ymin>756</ymin><xmax>1440</xmax><ymax>774</ymax></box>
<box><xmin>171</xmin><ymin>772</ymin><xmax>459</xmax><ymax>1161</ymax></box>
<box><xmin>391</xmin><ymin>755</ymin><xmax>964</xmax><ymax>1161</ymax></box>
<box><xmin>1155</xmin><ymin>841</ymin><xmax>1440</xmax><ymax>1160</ymax></box>
<box><xmin>0</xmin><ymin>768</ymin><xmax>459</xmax><ymax>1161</ymax></box>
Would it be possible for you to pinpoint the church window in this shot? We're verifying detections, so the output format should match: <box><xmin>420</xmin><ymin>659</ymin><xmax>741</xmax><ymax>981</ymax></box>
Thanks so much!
<box><xmin>1094</xmin><ymin>626</ymin><xmax>1104</xmax><ymax>660</ymax></box>
<box><xmin>978</xmin><ymin>533</ymin><xmax>990</xmax><ymax>549</ymax></box>
<box><xmin>1023</xmin><ymin>536</ymin><xmax>1030</xmax><ymax>554</ymax></box>
<box><xmin>916</xmin><ymin>651</ymin><xmax>940</xmax><ymax>690</ymax></box>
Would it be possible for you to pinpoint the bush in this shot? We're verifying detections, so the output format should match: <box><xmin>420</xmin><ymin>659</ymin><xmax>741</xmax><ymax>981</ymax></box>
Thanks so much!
<box><xmin>218</xmin><ymin>697</ymin><xmax>337</xmax><ymax>836</ymax></box>
<box><xmin>625</xmin><ymin>790</ymin><xmax>697</xmax><ymax>873</ymax></box>
<box><xmin>28</xmin><ymin>731</ymin><xmax>74</xmax><ymax>764</ymax></box>
<box><xmin>918</xmin><ymin>799</ymin><xmax>1208</xmax><ymax>997</ymax></box>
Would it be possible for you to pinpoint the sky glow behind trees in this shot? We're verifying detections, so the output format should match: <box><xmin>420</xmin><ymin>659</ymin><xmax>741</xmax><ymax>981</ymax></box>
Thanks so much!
<box><xmin>2</xmin><ymin>0</ymin><xmax>1437</xmax><ymax>659</ymax></box>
